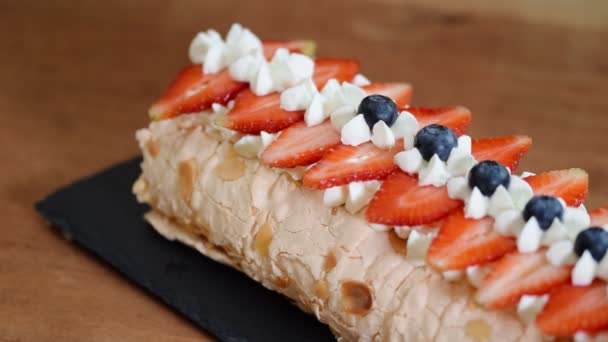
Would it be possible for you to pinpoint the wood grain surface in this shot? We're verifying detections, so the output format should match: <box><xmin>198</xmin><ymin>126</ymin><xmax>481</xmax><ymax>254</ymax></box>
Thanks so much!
<box><xmin>1</xmin><ymin>0</ymin><xmax>607</xmax><ymax>340</ymax></box>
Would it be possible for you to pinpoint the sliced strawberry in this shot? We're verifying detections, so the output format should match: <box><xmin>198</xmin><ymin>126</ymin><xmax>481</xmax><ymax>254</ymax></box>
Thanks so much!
<box><xmin>303</xmin><ymin>141</ymin><xmax>403</xmax><ymax>189</ymax></box>
<box><xmin>590</xmin><ymin>206</ymin><xmax>608</xmax><ymax>226</ymax></box>
<box><xmin>536</xmin><ymin>281</ymin><xmax>608</xmax><ymax>336</ymax></box>
<box><xmin>262</xmin><ymin>40</ymin><xmax>317</xmax><ymax>59</ymax></box>
<box><xmin>260</xmin><ymin>120</ymin><xmax>340</xmax><ymax>168</ymax></box>
<box><xmin>525</xmin><ymin>169</ymin><xmax>589</xmax><ymax>207</ymax></box>
<box><xmin>475</xmin><ymin>251</ymin><xmax>571</xmax><ymax>309</ymax></box>
<box><xmin>149</xmin><ymin>66</ymin><xmax>246</xmax><ymax>120</ymax></box>
<box><xmin>427</xmin><ymin>211</ymin><xmax>516</xmax><ymax>271</ymax></box>
<box><xmin>224</xmin><ymin>91</ymin><xmax>302</xmax><ymax>134</ymax></box>
<box><xmin>471</xmin><ymin>135</ymin><xmax>532</xmax><ymax>172</ymax></box>
<box><xmin>225</xmin><ymin>58</ymin><xmax>359</xmax><ymax>134</ymax></box>
<box><xmin>362</xmin><ymin>83</ymin><xmax>412</xmax><ymax>107</ymax></box>
<box><xmin>150</xmin><ymin>41</ymin><xmax>318</xmax><ymax>120</ymax></box>
<box><xmin>365</xmin><ymin>171</ymin><xmax>463</xmax><ymax>226</ymax></box>
<box><xmin>312</xmin><ymin>58</ymin><xmax>360</xmax><ymax>89</ymax></box>
<box><xmin>408</xmin><ymin>106</ymin><xmax>472</xmax><ymax>136</ymax></box>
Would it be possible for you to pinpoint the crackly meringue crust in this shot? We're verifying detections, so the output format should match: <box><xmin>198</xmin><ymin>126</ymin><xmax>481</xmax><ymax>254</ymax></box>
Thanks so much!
<box><xmin>133</xmin><ymin>113</ymin><xmax>542</xmax><ymax>341</ymax></box>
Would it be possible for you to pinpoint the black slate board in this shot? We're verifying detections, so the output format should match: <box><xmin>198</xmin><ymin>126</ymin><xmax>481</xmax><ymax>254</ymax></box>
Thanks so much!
<box><xmin>35</xmin><ymin>157</ymin><xmax>334</xmax><ymax>342</ymax></box>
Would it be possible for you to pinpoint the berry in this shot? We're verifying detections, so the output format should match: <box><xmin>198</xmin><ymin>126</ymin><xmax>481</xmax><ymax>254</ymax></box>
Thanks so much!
<box><xmin>365</xmin><ymin>171</ymin><xmax>463</xmax><ymax>226</ymax></box>
<box><xmin>471</xmin><ymin>135</ymin><xmax>532</xmax><ymax>172</ymax></box>
<box><xmin>427</xmin><ymin>211</ymin><xmax>516</xmax><ymax>271</ymax></box>
<box><xmin>525</xmin><ymin>169</ymin><xmax>589</xmax><ymax>207</ymax></box>
<box><xmin>362</xmin><ymin>83</ymin><xmax>412</xmax><ymax>108</ymax></box>
<box><xmin>522</xmin><ymin>196</ymin><xmax>564</xmax><ymax>231</ymax></box>
<box><xmin>574</xmin><ymin>227</ymin><xmax>608</xmax><ymax>261</ymax></box>
<box><xmin>589</xmin><ymin>206</ymin><xmax>608</xmax><ymax>226</ymax></box>
<box><xmin>358</xmin><ymin>95</ymin><xmax>398</xmax><ymax>128</ymax></box>
<box><xmin>226</xmin><ymin>58</ymin><xmax>360</xmax><ymax>134</ymax></box>
<box><xmin>413</xmin><ymin>124</ymin><xmax>458</xmax><ymax>161</ymax></box>
<box><xmin>467</xmin><ymin>160</ymin><xmax>511</xmax><ymax>196</ymax></box>
<box><xmin>149</xmin><ymin>41</ymin><xmax>313</xmax><ymax>120</ymax></box>
<box><xmin>260</xmin><ymin>121</ymin><xmax>340</xmax><ymax>168</ymax></box>
<box><xmin>302</xmin><ymin>141</ymin><xmax>402</xmax><ymax>189</ymax></box>
<box><xmin>409</xmin><ymin>106</ymin><xmax>472</xmax><ymax>136</ymax></box>
<box><xmin>536</xmin><ymin>281</ymin><xmax>608</xmax><ymax>337</ymax></box>
<box><xmin>475</xmin><ymin>251</ymin><xmax>570</xmax><ymax>309</ymax></box>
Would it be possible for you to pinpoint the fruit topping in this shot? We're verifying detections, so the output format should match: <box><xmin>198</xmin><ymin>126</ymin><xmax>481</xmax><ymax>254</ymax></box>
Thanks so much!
<box><xmin>358</xmin><ymin>94</ymin><xmax>399</xmax><ymax>128</ymax></box>
<box><xmin>427</xmin><ymin>211</ymin><xmax>516</xmax><ymax>271</ymax></box>
<box><xmin>226</xmin><ymin>58</ymin><xmax>360</xmax><ymax>134</ymax></box>
<box><xmin>574</xmin><ymin>227</ymin><xmax>608</xmax><ymax>262</ymax></box>
<box><xmin>409</xmin><ymin>106</ymin><xmax>472</xmax><ymax>136</ymax></box>
<box><xmin>149</xmin><ymin>66</ymin><xmax>246</xmax><ymax>120</ymax></box>
<box><xmin>152</xmin><ymin>40</ymin><xmax>316</xmax><ymax>120</ymax></box>
<box><xmin>260</xmin><ymin>120</ymin><xmax>340</xmax><ymax>168</ymax></box>
<box><xmin>524</xmin><ymin>169</ymin><xmax>589</xmax><ymax>207</ymax></box>
<box><xmin>475</xmin><ymin>251</ymin><xmax>571</xmax><ymax>309</ymax></box>
<box><xmin>471</xmin><ymin>136</ymin><xmax>532</xmax><ymax>172</ymax></box>
<box><xmin>522</xmin><ymin>196</ymin><xmax>564</xmax><ymax>231</ymax></box>
<box><xmin>467</xmin><ymin>160</ymin><xmax>511</xmax><ymax>196</ymax></box>
<box><xmin>302</xmin><ymin>141</ymin><xmax>402</xmax><ymax>189</ymax></box>
<box><xmin>590</xmin><ymin>207</ymin><xmax>608</xmax><ymax>227</ymax></box>
<box><xmin>365</xmin><ymin>171</ymin><xmax>463</xmax><ymax>226</ymax></box>
<box><xmin>414</xmin><ymin>124</ymin><xmax>458</xmax><ymax>161</ymax></box>
<box><xmin>362</xmin><ymin>83</ymin><xmax>412</xmax><ymax>108</ymax></box>
<box><xmin>536</xmin><ymin>281</ymin><xmax>608</xmax><ymax>336</ymax></box>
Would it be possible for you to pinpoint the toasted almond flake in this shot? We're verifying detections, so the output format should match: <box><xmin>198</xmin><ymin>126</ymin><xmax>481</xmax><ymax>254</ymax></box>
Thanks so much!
<box><xmin>178</xmin><ymin>159</ymin><xmax>198</xmax><ymax>205</ymax></box>
<box><xmin>274</xmin><ymin>275</ymin><xmax>291</xmax><ymax>289</ymax></box>
<box><xmin>324</xmin><ymin>250</ymin><xmax>337</xmax><ymax>272</ymax></box>
<box><xmin>254</xmin><ymin>221</ymin><xmax>273</xmax><ymax>257</ymax></box>
<box><xmin>388</xmin><ymin>230</ymin><xmax>407</xmax><ymax>255</ymax></box>
<box><xmin>215</xmin><ymin>145</ymin><xmax>246</xmax><ymax>180</ymax></box>
<box><xmin>313</xmin><ymin>280</ymin><xmax>329</xmax><ymax>301</ymax></box>
<box><xmin>341</xmin><ymin>280</ymin><xmax>373</xmax><ymax>316</ymax></box>
<box><xmin>465</xmin><ymin>319</ymin><xmax>492</xmax><ymax>341</ymax></box>
<box><xmin>145</xmin><ymin>138</ymin><xmax>160</xmax><ymax>158</ymax></box>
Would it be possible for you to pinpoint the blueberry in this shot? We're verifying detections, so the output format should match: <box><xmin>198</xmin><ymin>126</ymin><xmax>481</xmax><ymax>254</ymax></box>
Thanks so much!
<box><xmin>358</xmin><ymin>94</ymin><xmax>398</xmax><ymax>128</ymax></box>
<box><xmin>467</xmin><ymin>160</ymin><xmax>511</xmax><ymax>196</ymax></box>
<box><xmin>522</xmin><ymin>196</ymin><xmax>564</xmax><ymax>231</ymax></box>
<box><xmin>413</xmin><ymin>124</ymin><xmax>458</xmax><ymax>161</ymax></box>
<box><xmin>574</xmin><ymin>227</ymin><xmax>608</xmax><ymax>261</ymax></box>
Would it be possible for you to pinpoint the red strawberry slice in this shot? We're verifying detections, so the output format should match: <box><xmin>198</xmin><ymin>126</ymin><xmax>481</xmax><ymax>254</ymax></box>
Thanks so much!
<box><xmin>362</xmin><ymin>83</ymin><xmax>413</xmax><ymax>107</ymax></box>
<box><xmin>224</xmin><ymin>91</ymin><xmax>302</xmax><ymax>134</ymax></box>
<box><xmin>262</xmin><ymin>40</ymin><xmax>317</xmax><ymax>59</ymax></box>
<box><xmin>408</xmin><ymin>106</ymin><xmax>472</xmax><ymax>137</ymax></box>
<box><xmin>536</xmin><ymin>281</ymin><xmax>608</xmax><ymax>336</ymax></box>
<box><xmin>303</xmin><ymin>141</ymin><xmax>403</xmax><ymax>189</ymax></box>
<box><xmin>427</xmin><ymin>211</ymin><xmax>516</xmax><ymax>271</ymax></box>
<box><xmin>365</xmin><ymin>171</ymin><xmax>463</xmax><ymax>226</ymax></box>
<box><xmin>149</xmin><ymin>66</ymin><xmax>246</xmax><ymax>120</ymax></box>
<box><xmin>475</xmin><ymin>251</ymin><xmax>571</xmax><ymax>309</ymax></box>
<box><xmin>590</xmin><ymin>206</ymin><xmax>608</xmax><ymax>226</ymax></box>
<box><xmin>472</xmin><ymin>135</ymin><xmax>532</xmax><ymax>172</ymax></box>
<box><xmin>312</xmin><ymin>58</ymin><xmax>360</xmax><ymax>89</ymax></box>
<box><xmin>149</xmin><ymin>41</ymin><xmax>317</xmax><ymax>120</ymax></box>
<box><xmin>260</xmin><ymin>120</ymin><xmax>340</xmax><ymax>168</ymax></box>
<box><xmin>525</xmin><ymin>169</ymin><xmax>589</xmax><ymax>207</ymax></box>
<box><xmin>225</xmin><ymin>58</ymin><xmax>359</xmax><ymax>134</ymax></box>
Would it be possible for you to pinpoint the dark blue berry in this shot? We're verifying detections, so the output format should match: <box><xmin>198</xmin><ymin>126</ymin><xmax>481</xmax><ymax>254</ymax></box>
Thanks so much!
<box><xmin>522</xmin><ymin>196</ymin><xmax>564</xmax><ymax>231</ymax></box>
<box><xmin>467</xmin><ymin>160</ymin><xmax>511</xmax><ymax>196</ymax></box>
<box><xmin>358</xmin><ymin>94</ymin><xmax>398</xmax><ymax>128</ymax></box>
<box><xmin>574</xmin><ymin>227</ymin><xmax>608</xmax><ymax>261</ymax></box>
<box><xmin>413</xmin><ymin>124</ymin><xmax>458</xmax><ymax>161</ymax></box>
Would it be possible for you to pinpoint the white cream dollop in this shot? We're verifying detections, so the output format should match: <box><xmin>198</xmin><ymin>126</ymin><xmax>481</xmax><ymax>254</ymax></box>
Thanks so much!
<box><xmin>405</xmin><ymin>229</ymin><xmax>436</xmax><ymax>266</ymax></box>
<box><xmin>230</xmin><ymin>47</ymin><xmax>314</xmax><ymax>96</ymax></box>
<box><xmin>233</xmin><ymin>131</ymin><xmax>278</xmax><ymax>158</ymax></box>
<box><xmin>341</xmin><ymin>111</ymin><xmax>419</xmax><ymax>149</ymax></box>
<box><xmin>189</xmin><ymin>23</ymin><xmax>263</xmax><ymax>75</ymax></box>
<box><xmin>323</xmin><ymin>180</ymin><xmax>380</xmax><ymax>214</ymax></box>
<box><xmin>517</xmin><ymin>294</ymin><xmax>548</xmax><ymax>323</ymax></box>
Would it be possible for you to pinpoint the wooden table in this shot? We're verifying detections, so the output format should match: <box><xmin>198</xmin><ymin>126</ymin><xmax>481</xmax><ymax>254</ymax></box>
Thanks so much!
<box><xmin>2</xmin><ymin>0</ymin><xmax>607</xmax><ymax>340</ymax></box>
